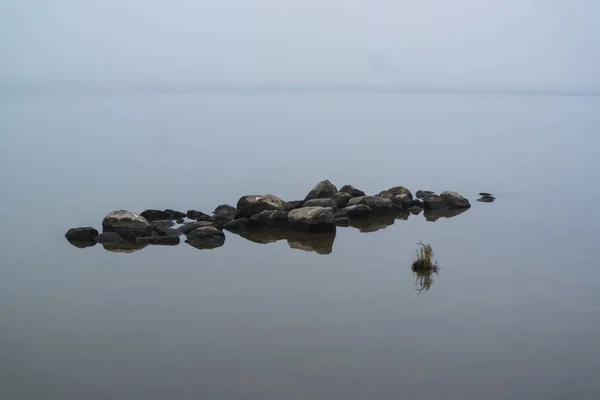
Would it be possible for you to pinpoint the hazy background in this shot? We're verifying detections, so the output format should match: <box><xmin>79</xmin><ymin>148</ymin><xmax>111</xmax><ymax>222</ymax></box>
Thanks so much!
<box><xmin>2</xmin><ymin>0</ymin><xmax>600</xmax><ymax>89</ymax></box>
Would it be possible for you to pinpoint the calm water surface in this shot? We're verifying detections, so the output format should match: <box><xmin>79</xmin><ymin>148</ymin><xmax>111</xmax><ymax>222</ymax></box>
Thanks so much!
<box><xmin>1</xmin><ymin>89</ymin><xmax>599</xmax><ymax>400</ymax></box>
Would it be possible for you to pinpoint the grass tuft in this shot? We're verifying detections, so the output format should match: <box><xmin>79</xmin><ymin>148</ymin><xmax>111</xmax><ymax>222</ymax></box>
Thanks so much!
<box><xmin>412</xmin><ymin>241</ymin><xmax>439</xmax><ymax>293</ymax></box>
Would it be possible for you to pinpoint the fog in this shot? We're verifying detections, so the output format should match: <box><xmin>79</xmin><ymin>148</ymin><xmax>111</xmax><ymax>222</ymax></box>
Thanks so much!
<box><xmin>2</xmin><ymin>0</ymin><xmax>600</xmax><ymax>87</ymax></box>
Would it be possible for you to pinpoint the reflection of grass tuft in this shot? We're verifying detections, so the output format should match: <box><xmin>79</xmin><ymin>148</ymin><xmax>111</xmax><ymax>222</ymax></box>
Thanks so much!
<box><xmin>412</xmin><ymin>241</ymin><xmax>439</xmax><ymax>293</ymax></box>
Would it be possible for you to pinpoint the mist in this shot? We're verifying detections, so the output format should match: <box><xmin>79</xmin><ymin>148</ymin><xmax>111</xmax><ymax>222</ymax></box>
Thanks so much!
<box><xmin>2</xmin><ymin>0</ymin><xmax>600</xmax><ymax>88</ymax></box>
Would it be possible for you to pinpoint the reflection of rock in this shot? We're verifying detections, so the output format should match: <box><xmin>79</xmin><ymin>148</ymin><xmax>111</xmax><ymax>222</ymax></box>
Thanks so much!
<box><xmin>424</xmin><ymin>207</ymin><xmax>469</xmax><ymax>222</ymax></box>
<box><xmin>288</xmin><ymin>207</ymin><xmax>335</xmax><ymax>231</ymax></box>
<box><xmin>240</xmin><ymin>229</ymin><xmax>336</xmax><ymax>255</ymax></box>
<box><xmin>346</xmin><ymin>196</ymin><xmax>394</xmax><ymax>211</ymax></box>
<box><xmin>303</xmin><ymin>198</ymin><xmax>337</xmax><ymax>209</ymax></box>
<box><xmin>185</xmin><ymin>226</ymin><xmax>226</xmax><ymax>250</ymax></box>
<box><xmin>335</xmin><ymin>216</ymin><xmax>351</xmax><ymax>226</ymax></box>
<box><xmin>339</xmin><ymin>184</ymin><xmax>365</xmax><ymax>198</ymax></box>
<box><xmin>349</xmin><ymin>213</ymin><xmax>397</xmax><ymax>233</ymax></box>
<box><xmin>224</xmin><ymin>218</ymin><xmax>248</xmax><ymax>233</ymax></box>
<box><xmin>477</xmin><ymin>196</ymin><xmax>495</xmax><ymax>203</ymax></box>
<box><xmin>65</xmin><ymin>227</ymin><xmax>98</xmax><ymax>248</ymax></box>
<box><xmin>304</xmin><ymin>180</ymin><xmax>337</xmax><ymax>201</ymax></box>
<box><xmin>103</xmin><ymin>242</ymin><xmax>148</xmax><ymax>253</ymax></box>
<box><xmin>102</xmin><ymin>210</ymin><xmax>151</xmax><ymax>240</ymax></box>
<box><xmin>95</xmin><ymin>232</ymin><xmax>123</xmax><ymax>244</ymax></box>
<box><xmin>135</xmin><ymin>236</ymin><xmax>180</xmax><ymax>245</ymax></box>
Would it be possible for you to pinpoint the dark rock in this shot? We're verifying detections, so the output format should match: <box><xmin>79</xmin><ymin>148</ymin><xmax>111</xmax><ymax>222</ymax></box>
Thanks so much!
<box><xmin>95</xmin><ymin>232</ymin><xmax>123</xmax><ymax>244</ymax></box>
<box><xmin>379</xmin><ymin>186</ymin><xmax>413</xmax><ymax>201</ymax></box>
<box><xmin>303</xmin><ymin>198</ymin><xmax>337</xmax><ymax>209</ymax></box>
<box><xmin>150</xmin><ymin>220</ymin><xmax>175</xmax><ymax>228</ymax></box>
<box><xmin>288</xmin><ymin>207</ymin><xmax>335</xmax><ymax>231</ymax></box>
<box><xmin>185</xmin><ymin>226</ymin><xmax>226</xmax><ymax>250</ymax></box>
<box><xmin>176</xmin><ymin>218</ymin><xmax>185</xmax><ymax>224</ymax></box>
<box><xmin>342</xmin><ymin>204</ymin><xmax>372</xmax><ymax>217</ymax></box>
<box><xmin>408</xmin><ymin>206</ymin><xmax>423</xmax><ymax>215</ymax></box>
<box><xmin>165</xmin><ymin>209</ymin><xmax>186</xmax><ymax>220</ymax></box>
<box><xmin>339</xmin><ymin>184</ymin><xmax>366</xmax><ymax>197</ymax></box>
<box><xmin>346</xmin><ymin>196</ymin><xmax>394</xmax><ymax>212</ymax></box>
<box><xmin>236</xmin><ymin>195</ymin><xmax>262</xmax><ymax>209</ymax></box>
<box><xmin>213</xmin><ymin>204</ymin><xmax>237</xmax><ymax>225</ymax></box>
<box><xmin>334</xmin><ymin>210</ymin><xmax>348</xmax><ymax>219</ymax></box>
<box><xmin>235</xmin><ymin>195</ymin><xmax>287</xmax><ymax>219</ymax></box>
<box><xmin>140</xmin><ymin>209</ymin><xmax>170</xmax><ymax>222</ymax></box>
<box><xmin>283</xmin><ymin>202</ymin><xmax>297</xmax><ymax>211</ymax></box>
<box><xmin>479</xmin><ymin>192</ymin><xmax>493</xmax><ymax>197</ymax></box>
<box><xmin>331</xmin><ymin>192</ymin><xmax>353</xmax><ymax>208</ymax></box>
<box><xmin>178</xmin><ymin>221</ymin><xmax>219</xmax><ymax>235</ymax></box>
<box><xmin>187</xmin><ymin>210</ymin><xmax>207</xmax><ymax>220</ymax></box>
<box><xmin>410</xmin><ymin>199</ymin><xmax>424</xmax><ymax>207</ymax></box>
<box><xmin>248</xmin><ymin>210</ymin><xmax>289</xmax><ymax>229</ymax></box>
<box><xmin>102</xmin><ymin>242</ymin><xmax>147</xmax><ymax>253</ymax></box>
<box><xmin>477</xmin><ymin>196</ymin><xmax>495</xmax><ymax>203</ymax></box>
<box><xmin>286</xmin><ymin>200</ymin><xmax>304</xmax><ymax>209</ymax></box>
<box><xmin>196</xmin><ymin>215</ymin><xmax>214</xmax><ymax>222</ymax></box>
<box><xmin>440</xmin><ymin>191</ymin><xmax>471</xmax><ymax>209</ymax></box>
<box><xmin>416</xmin><ymin>190</ymin><xmax>435</xmax><ymax>199</ymax></box>
<box><xmin>392</xmin><ymin>193</ymin><xmax>412</xmax><ymax>209</ymax></box>
<box><xmin>335</xmin><ymin>217</ymin><xmax>351</xmax><ymax>227</ymax></box>
<box><xmin>224</xmin><ymin>218</ymin><xmax>249</xmax><ymax>233</ymax></box>
<box><xmin>422</xmin><ymin>195</ymin><xmax>447</xmax><ymax>210</ymax></box>
<box><xmin>102</xmin><ymin>210</ymin><xmax>151</xmax><ymax>239</ymax></box>
<box><xmin>65</xmin><ymin>227</ymin><xmax>99</xmax><ymax>242</ymax></box>
<box><xmin>304</xmin><ymin>180</ymin><xmax>337</xmax><ymax>201</ymax></box>
<box><xmin>150</xmin><ymin>222</ymin><xmax>180</xmax><ymax>237</ymax></box>
<box><xmin>424</xmin><ymin>208</ymin><xmax>469</xmax><ymax>222</ymax></box>
<box><xmin>135</xmin><ymin>236</ymin><xmax>180</xmax><ymax>246</ymax></box>
<box><xmin>66</xmin><ymin>239</ymin><xmax>97</xmax><ymax>249</ymax></box>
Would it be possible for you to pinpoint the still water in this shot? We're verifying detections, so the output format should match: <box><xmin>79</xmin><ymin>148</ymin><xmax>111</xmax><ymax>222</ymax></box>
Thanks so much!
<box><xmin>1</xmin><ymin>88</ymin><xmax>599</xmax><ymax>400</ymax></box>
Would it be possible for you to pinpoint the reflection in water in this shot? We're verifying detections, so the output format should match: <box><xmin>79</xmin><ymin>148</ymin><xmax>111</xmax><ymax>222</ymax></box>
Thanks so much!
<box><xmin>241</xmin><ymin>229</ymin><xmax>336</xmax><ymax>255</ymax></box>
<box><xmin>411</xmin><ymin>242</ymin><xmax>440</xmax><ymax>293</ymax></box>
<box><xmin>102</xmin><ymin>242</ymin><xmax>148</xmax><ymax>253</ymax></box>
<box><xmin>66</xmin><ymin>239</ymin><xmax>97</xmax><ymax>249</ymax></box>
<box><xmin>349</xmin><ymin>211</ymin><xmax>409</xmax><ymax>233</ymax></box>
<box><xmin>413</xmin><ymin>268</ymin><xmax>438</xmax><ymax>293</ymax></box>
<box><xmin>424</xmin><ymin>207</ymin><xmax>469</xmax><ymax>222</ymax></box>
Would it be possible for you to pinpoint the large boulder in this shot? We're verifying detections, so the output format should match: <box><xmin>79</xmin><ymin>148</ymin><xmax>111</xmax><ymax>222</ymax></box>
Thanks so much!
<box><xmin>339</xmin><ymin>184</ymin><xmax>366</xmax><ymax>198</ymax></box>
<box><xmin>415</xmin><ymin>190</ymin><xmax>435</xmax><ymax>199</ymax></box>
<box><xmin>331</xmin><ymin>192</ymin><xmax>353</xmax><ymax>208</ymax></box>
<box><xmin>185</xmin><ymin>226</ymin><xmax>225</xmax><ymax>250</ymax></box>
<box><xmin>346</xmin><ymin>196</ymin><xmax>394</xmax><ymax>212</ymax></box>
<box><xmin>379</xmin><ymin>186</ymin><xmax>413</xmax><ymax>201</ymax></box>
<box><xmin>236</xmin><ymin>195</ymin><xmax>262</xmax><ymax>209</ymax></box>
<box><xmin>213</xmin><ymin>204</ymin><xmax>237</xmax><ymax>225</ymax></box>
<box><xmin>187</xmin><ymin>209</ymin><xmax>208</xmax><ymax>220</ymax></box>
<box><xmin>288</xmin><ymin>207</ymin><xmax>335</xmax><ymax>230</ymax></box>
<box><xmin>140</xmin><ymin>209</ymin><xmax>170</xmax><ymax>222</ymax></box>
<box><xmin>178</xmin><ymin>220</ymin><xmax>219</xmax><ymax>235</ymax></box>
<box><xmin>440</xmin><ymin>191</ymin><xmax>471</xmax><ymax>209</ymax></box>
<box><xmin>135</xmin><ymin>236</ymin><xmax>180</xmax><ymax>246</ymax></box>
<box><xmin>303</xmin><ymin>198</ymin><xmax>337</xmax><ymax>209</ymax></box>
<box><xmin>65</xmin><ymin>227</ymin><xmax>99</xmax><ymax>242</ymax></box>
<box><xmin>422</xmin><ymin>195</ymin><xmax>447</xmax><ymax>210</ymax></box>
<box><xmin>248</xmin><ymin>210</ymin><xmax>289</xmax><ymax>229</ymax></box>
<box><xmin>304</xmin><ymin>180</ymin><xmax>337</xmax><ymax>201</ymax></box>
<box><xmin>102</xmin><ymin>210</ymin><xmax>151</xmax><ymax>239</ymax></box>
<box><xmin>392</xmin><ymin>193</ymin><xmax>412</xmax><ymax>209</ymax></box>
<box><xmin>165</xmin><ymin>209</ymin><xmax>186</xmax><ymax>220</ymax></box>
<box><xmin>235</xmin><ymin>195</ymin><xmax>287</xmax><ymax>219</ymax></box>
<box><xmin>342</xmin><ymin>204</ymin><xmax>372</xmax><ymax>217</ymax></box>
<box><xmin>224</xmin><ymin>218</ymin><xmax>249</xmax><ymax>233</ymax></box>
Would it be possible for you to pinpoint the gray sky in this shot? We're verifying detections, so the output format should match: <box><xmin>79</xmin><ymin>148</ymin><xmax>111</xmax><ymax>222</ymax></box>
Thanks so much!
<box><xmin>1</xmin><ymin>0</ymin><xmax>599</xmax><ymax>87</ymax></box>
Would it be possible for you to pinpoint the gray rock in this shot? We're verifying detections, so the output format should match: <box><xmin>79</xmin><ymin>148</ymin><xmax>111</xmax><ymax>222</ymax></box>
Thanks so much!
<box><xmin>288</xmin><ymin>207</ymin><xmax>335</xmax><ymax>230</ymax></box>
<box><xmin>135</xmin><ymin>236</ymin><xmax>180</xmax><ymax>246</ymax></box>
<box><xmin>416</xmin><ymin>190</ymin><xmax>435</xmax><ymax>199</ymax></box>
<box><xmin>140</xmin><ymin>209</ymin><xmax>171</xmax><ymax>222</ymax></box>
<box><xmin>286</xmin><ymin>200</ymin><xmax>304</xmax><ymax>209</ymax></box>
<box><xmin>248</xmin><ymin>210</ymin><xmax>289</xmax><ymax>229</ymax></box>
<box><xmin>346</xmin><ymin>196</ymin><xmax>394</xmax><ymax>211</ymax></box>
<box><xmin>422</xmin><ymin>194</ymin><xmax>447</xmax><ymax>210</ymax></box>
<box><xmin>150</xmin><ymin>220</ymin><xmax>175</xmax><ymax>228</ymax></box>
<box><xmin>303</xmin><ymin>198</ymin><xmax>337</xmax><ymax>209</ymax></box>
<box><xmin>479</xmin><ymin>192</ymin><xmax>493</xmax><ymax>197</ymax></box>
<box><xmin>342</xmin><ymin>204</ymin><xmax>372</xmax><ymax>217</ymax></box>
<box><xmin>151</xmin><ymin>224</ymin><xmax>180</xmax><ymax>237</ymax></box>
<box><xmin>165</xmin><ymin>209</ymin><xmax>186</xmax><ymax>220</ymax></box>
<box><xmin>477</xmin><ymin>196</ymin><xmax>495</xmax><ymax>203</ymax></box>
<box><xmin>379</xmin><ymin>186</ymin><xmax>413</xmax><ymax>201</ymax></box>
<box><xmin>185</xmin><ymin>226</ymin><xmax>226</xmax><ymax>250</ymax></box>
<box><xmin>304</xmin><ymin>180</ymin><xmax>337</xmax><ymax>201</ymax></box>
<box><xmin>178</xmin><ymin>220</ymin><xmax>218</xmax><ymax>235</ymax></box>
<box><xmin>339</xmin><ymin>184</ymin><xmax>366</xmax><ymax>198</ymax></box>
<box><xmin>102</xmin><ymin>210</ymin><xmax>151</xmax><ymax>239</ymax></box>
<box><xmin>95</xmin><ymin>232</ymin><xmax>123</xmax><ymax>244</ymax></box>
<box><xmin>235</xmin><ymin>195</ymin><xmax>287</xmax><ymax>219</ymax></box>
<box><xmin>334</xmin><ymin>210</ymin><xmax>348</xmax><ymax>219</ymax></box>
<box><xmin>408</xmin><ymin>206</ymin><xmax>423</xmax><ymax>215</ymax></box>
<box><xmin>236</xmin><ymin>195</ymin><xmax>262</xmax><ymax>209</ymax></box>
<box><xmin>224</xmin><ymin>218</ymin><xmax>249</xmax><ymax>233</ymax></box>
<box><xmin>65</xmin><ymin>227</ymin><xmax>99</xmax><ymax>242</ymax></box>
<box><xmin>440</xmin><ymin>191</ymin><xmax>471</xmax><ymax>209</ymax></box>
<box><xmin>331</xmin><ymin>192</ymin><xmax>353</xmax><ymax>208</ymax></box>
<box><xmin>335</xmin><ymin>217</ymin><xmax>351</xmax><ymax>227</ymax></box>
<box><xmin>393</xmin><ymin>193</ymin><xmax>412</xmax><ymax>208</ymax></box>
<box><xmin>187</xmin><ymin>210</ymin><xmax>207</xmax><ymax>220</ymax></box>
<box><xmin>213</xmin><ymin>204</ymin><xmax>237</xmax><ymax>225</ymax></box>
<box><xmin>176</xmin><ymin>218</ymin><xmax>185</xmax><ymax>224</ymax></box>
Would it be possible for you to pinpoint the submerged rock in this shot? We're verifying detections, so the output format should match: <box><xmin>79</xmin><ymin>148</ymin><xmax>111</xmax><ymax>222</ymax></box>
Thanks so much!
<box><xmin>65</xmin><ymin>227</ymin><xmax>99</xmax><ymax>242</ymax></box>
<box><xmin>185</xmin><ymin>226</ymin><xmax>226</xmax><ymax>250</ymax></box>
<box><xmin>102</xmin><ymin>242</ymin><xmax>147</xmax><ymax>253</ymax></box>
<box><xmin>102</xmin><ymin>210</ymin><xmax>151</xmax><ymax>239</ymax></box>
<box><xmin>288</xmin><ymin>207</ymin><xmax>335</xmax><ymax>230</ymax></box>
<box><xmin>304</xmin><ymin>180</ymin><xmax>337</xmax><ymax>201</ymax></box>
<box><xmin>150</xmin><ymin>221</ymin><xmax>180</xmax><ymax>237</ymax></box>
<box><xmin>135</xmin><ymin>236</ymin><xmax>180</xmax><ymax>246</ymax></box>
<box><xmin>339</xmin><ymin>184</ymin><xmax>366</xmax><ymax>198</ymax></box>
<box><xmin>302</xmin><ymin>198</ymin><xmax>337</xmax><ymax>209</ymax></box>
<box><xmin>346</xmin><ymin>196</ymin><xmax>394</xmax><ymax>212</ymax></box>
<box><xmin>140</xmin><ymin>209</ymin><xmax>171</xmax><ymax>222</ymax></box>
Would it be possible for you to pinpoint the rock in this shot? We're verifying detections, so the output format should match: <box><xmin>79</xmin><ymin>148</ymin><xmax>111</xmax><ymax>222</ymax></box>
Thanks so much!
<box><xmin>248</xmin><ymin>210</ymin><xmax>289</xmax><ymax>229</ymax></box>
<box><xmin>440</xmin><ymin>191</ymin><xmax>471</xmax><ymax>209</ymax></box>
<box><xmin>379</xmin><ymin>186</ymin><xmax>413</xmax><ymax>201</ymax></box>
<box><xmin>185</xmin><ymin>226</ymin><xmax>226</xmax><ymax>250</ymax></box>
<box><xmin>303</xmin><ymin>198</ymin><xmax>337</xmax><ymax>209</ymax></box>
<box><xmin>176</xmin><ymin>218</ymin><xmax>185</xmax><ymax>224</ymax></box>
<box><xmin>422</xmin><ymin>195</ymin><xmax>447</xmax><ymax>210</ymax></box>
<box><xmin>196</xmin><ymin>215</ymin><xmax>214</xmax><ymax>222</ymax></box>
<box><xmin>224</xmin><ymin>218</ymin><xmax>249</xmax><ymax>233</ymax></box>
<box><xmin>288</xmin><ymin>207</ymin><xmax>335</xmax><ymax>231</ymax></box>
<box><xmin>331</xmin><ymin>192</ymin><xmax>353</xmax><ymax>208</ymax></box>
<box><xmin>479</xmin><ymin>192</ymin><xmax>493</xmax><ymax>197</ymax></box>
<box><xmin>416</xmin><ymin>190</ymin><xmax>435</xmax><ymax>199</ymax></box>
<box><xmin>236</xmin><ymin>195</ymin><xmax>263</xmax><ymax>209</ymax></box>
<box><xmin>165</xmin><ymin>209</ymin><xmax>186</xmax><ymax>220</ymax></box>
<box><xmin>342</xmin><ymin>204</ymin><xmax>372</xmax><ymax>217</ymax></box>
<box><xmin>150</xmin><ymin>220</ymin><xmax>175</xmax><ymax>228</ymax></box>
<box><xmin>477</xmin><ymin>196</ymin><xmax>495</xmax><ymax>203</ymax></box>
<box><xmin>410</xmin><ymin>199</ymin><xmax>424</xmax><ymax>208</ymax></box>
<box><xmin>213</xmin><ymin>204</ymin><xmax>237</xmax><ymax>225</ymax></box>
<box><xmin>95</xmin><ymin>232</ymin><xmax>123</xmax><ymax>244</ymax></box>
<box><xmin>286</xmin><ymin>200</ymin><xmax>304</xmax><ymax>209</ymax></box>
<box><xmin>178</xmin><ymin>221</ymin><xmax>218</xmax><ymax>235</ymax></box>
<box><xmin>335</xmin><ymin>217</ymin><xmax>351</xmax><ymax>227</ymax></box>
<box><xmin>304</xmin><ymin>180</ymin><xmax>337</xmax><ymax>201</ymax></box>
<box><xmin>187</xmin><ymin>210</ymin><xmax>207</xmax><ymax>220</ymax></box>
<box><xmin>283</xmin><ymin>202</ymin><xmax>297</xmax><ymax>212</ymax></box>
<box><xmin>65</xmin><ymin>227</ymin><xmax>99</xmax><ymax>242</ymax></box>
<box><xmin>408</xmin><ymin>206</ymin><xmax>423</xmax><ymax>215</ymax></box>
<box><xmin>140</xmin><ymin>209</ymin><xmax>171</xmax><ymax>222</ymax></box>
<box><xmin>150</xmin><ymin>222</ymin><xmax>180</xmax><ymax>237</ymax></box>
<box><xmin>102</xmin><ymin>242</ymin><xmax>147</xmax><ymax>253</ymax></box>
<box><xmin>235</xmin><ymin>195</ymin><xmax>287</xmax><ymax>219</ymax></box>
<box><xmin>135</xmin><ymin>236</ymin><xmax>180</xmax><ymax>246</ymax></box>
<box><xmin>339</xmin><ymin>184</ymin><xmax>366</xmax><ymax>198</ymax></box>
<box><xmin>102</xmin><ymin>210</ymin><xmax>151</xmax><ymax>239</ymax></box>
<box><xmin>393</xmin><ymin>193</ymin><xmax>412</xmax><ymax>209</ymax></box>
<box><xmin>346</xmin><ymin>196</ymin><xmax>394</xmax><ymax>212</ymax></box>
<box><xmin>334</xmin><ymin>210</ymin><xmax>348</xmax><ymax>219</ymax></box>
